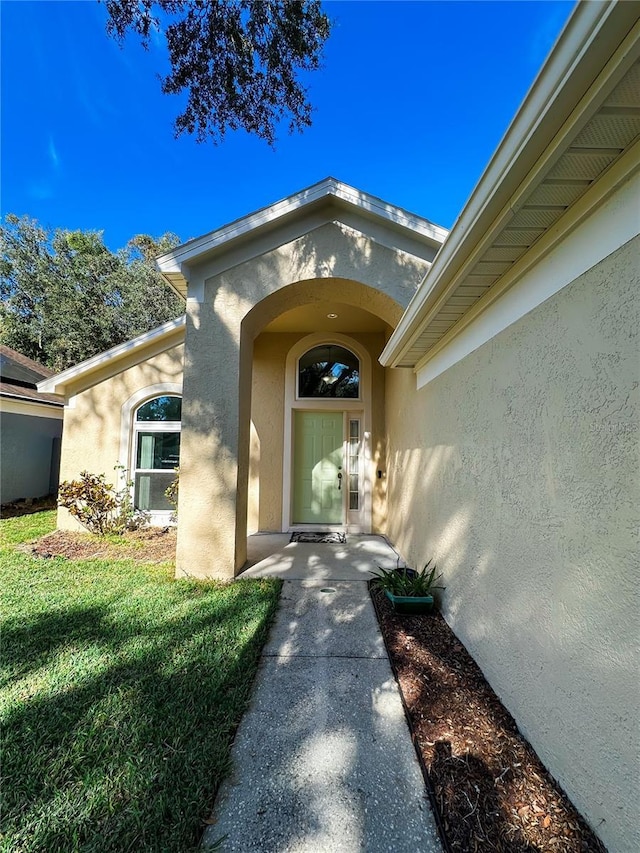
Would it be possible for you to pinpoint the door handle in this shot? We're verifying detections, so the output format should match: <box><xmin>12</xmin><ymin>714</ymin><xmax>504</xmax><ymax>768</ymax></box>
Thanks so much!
<box><xmin>337</xmin><ymin>471</ymin><xmax>342</xmax><ymax>490</ymax></box>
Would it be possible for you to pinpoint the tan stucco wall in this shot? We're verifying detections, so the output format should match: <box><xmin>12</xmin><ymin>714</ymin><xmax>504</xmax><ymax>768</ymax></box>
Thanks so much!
<box><xmin>385</xmin><ymin>237</ymin><xmax>639</xmax><ymax>852</ymax></box>
<box><xmin>250</xmin><ymin>333</ymin><xmax>295</xmax><ymax>532</ymax></box>
<box><xmin>250</xmin><ymin>331</ymin><xmax>388</xmax><ymax>533</ymax></box>
<box><xmin>197</xmin><ymin>221</ymin><xmax>431</xmax><ymax>331</ymax></box>
<box><xmin>57</xmin><ymin>345</ymin><xmax>184</xmax><ymax>531</ymax></box>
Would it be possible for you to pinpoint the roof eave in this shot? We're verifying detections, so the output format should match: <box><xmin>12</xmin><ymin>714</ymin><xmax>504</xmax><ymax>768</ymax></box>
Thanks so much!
<box><xmin>0</xmin><ymin>390</ymin><xmax>64</xmax><ymax>407</ymax></box>
<box><xmin>156</xmin><ymin>177</ymin><xmax>448</xmax><ymax>298</ymax></box>
<box><xmin>37</xmin><ymin>315</ymin><xmax>186</xmax><ymax>398</ymax></box>
<box><xmin>380</xmin><ymin>0</ymin><xmax>639</xmax><ymax>368</ymax></box>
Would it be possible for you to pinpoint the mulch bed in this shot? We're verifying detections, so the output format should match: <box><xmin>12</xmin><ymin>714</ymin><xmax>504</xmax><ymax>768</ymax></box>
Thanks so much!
<box><xmin>1</xmin><ymin>495</ymin><xmax>57</xmax><ymax>518</ymax></box>
<box><xmin>20</xmin><ymin>527</ymin><xmax>177</xmax><ymax>562</ymax></box>
<box><xmin>371</xmin><ymin>587</ymin><xmax>606</xmax><ymax>853</ymax></box>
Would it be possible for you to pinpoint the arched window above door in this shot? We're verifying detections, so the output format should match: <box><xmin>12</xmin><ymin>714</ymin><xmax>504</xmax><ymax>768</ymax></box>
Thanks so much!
<box><xmin>297</xmin><ymin>344</ymin><xmax>360</xmax><ymax>399</ymax></box>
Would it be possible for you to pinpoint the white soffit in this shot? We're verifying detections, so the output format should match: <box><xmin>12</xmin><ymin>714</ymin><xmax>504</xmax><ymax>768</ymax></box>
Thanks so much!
<box><xmin>380</xmin><ymin>2</ymin><xmax>640</xmax><ymax>369</ymax></box>
<box><xmin>37</xmin><ymin>316</ymin><xmax>186</xmax><ymax>397</ymax></box>
<box><xmin>156</xmin><ymin>178</ymin><xmax>449</xmax><ymax>298</ymax></box>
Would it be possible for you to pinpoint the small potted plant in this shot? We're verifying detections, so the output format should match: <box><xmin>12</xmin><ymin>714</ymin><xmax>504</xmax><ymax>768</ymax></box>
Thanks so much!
<box><xmin>371</xmin><ymin>559</ymin><xmax>444</xmax><ymax>614</ymax></box>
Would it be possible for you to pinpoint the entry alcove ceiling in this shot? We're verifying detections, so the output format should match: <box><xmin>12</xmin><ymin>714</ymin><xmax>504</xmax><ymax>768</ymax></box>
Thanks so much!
<box><xmin>261</xmin><ymin>302</ymin><xmax>391</xmax><ymax>334</ymax></box>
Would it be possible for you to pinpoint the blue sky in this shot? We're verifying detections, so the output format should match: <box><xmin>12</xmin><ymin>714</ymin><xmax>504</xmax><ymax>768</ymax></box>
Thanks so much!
<box><xmin>2</xmin><ymin>1</ymin><xmax>575</xmax><ymax>251</ymax></box>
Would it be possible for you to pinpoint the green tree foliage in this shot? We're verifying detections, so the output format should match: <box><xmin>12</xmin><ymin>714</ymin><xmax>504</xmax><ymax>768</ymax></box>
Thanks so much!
<box><xmin>0</xmin><ymin>214</ymin><xmax>184</xmax><ymax>371</ymax></box>
<box><xmin>298</xmin><ymin>360</ymin><xmax>359</xmax><ymax>398</ymax></box>
<box><xmin>104</xmin><ymin>0</ymin><xmax>332</xmax><ymax>144</ymax></box>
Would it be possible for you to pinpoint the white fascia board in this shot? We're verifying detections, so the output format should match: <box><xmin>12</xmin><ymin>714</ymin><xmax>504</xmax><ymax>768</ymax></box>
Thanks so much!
<box><xmin>156</xmin><ymin>177</ymin><xmax>447</xmax><ymax>276</ymax></box>
<box><xmin>0</xmin><ymin>395</ymin><xmax>65</xmax><ymax>419</ymax></box>
<box><xmin>37</xmin><ymin>315</ymin><xmax>186</xmax><ymax>396</ymax></box>
<box><xmin>416</xmin><ymin>165</ymin><xmax>639</xmax><ymax>388</ymax></box>
<box><xmin>329</xmin><ymin>183</ymin><xmax>448</xmax><ymax>245</ymax></box>
<box><xmin>380</xmin><ymin>1</ymin><xmax>638</xmax><ymax>367</ymax></box>
<box><xmin>176</xmin><ymin>211</ymin><xmax>440</xmax><ymax>299</ymax></box>
<box><xmin>156</xmin><ymin>177</ymin><xmax>341</xmax><ymax>272</ymax></box>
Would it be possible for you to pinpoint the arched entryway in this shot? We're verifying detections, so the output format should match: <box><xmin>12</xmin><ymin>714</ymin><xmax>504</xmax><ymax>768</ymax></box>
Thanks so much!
<box><xmin>243</xmin><ymin>279</ymin><xmax>402</xmax><ymax>542</ymax></box>
<box><xmin>173</xmin><ymin>208</ymin><xmax>440</xmax><ymax>578</ymax></box>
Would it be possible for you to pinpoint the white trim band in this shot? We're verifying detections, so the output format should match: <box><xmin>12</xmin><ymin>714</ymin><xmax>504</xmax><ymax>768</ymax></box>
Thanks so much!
<box><xmin>416</xmin><ymin>170</ymin><xmax>639</xmax><ymax>389</ymax></box>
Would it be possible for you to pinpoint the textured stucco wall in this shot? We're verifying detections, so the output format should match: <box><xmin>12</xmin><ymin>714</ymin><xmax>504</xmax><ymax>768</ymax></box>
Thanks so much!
<box><xmin>251</xmin><ymin>333</ymin><xmax>295</xmax><ymax>532</ymax></box>
<box><xmin>0</xmin><ymin>411</ymin><xmax>62</xmax><ymax>503</ymax></box>
<box><xmin>57</xmin><ymin>345</ymin><xmax>184</xmax><ymax>531</ymax></box>
<box><xmin>385</xmin><ymin>236</ymin><xmax>639</xmax><ymax>852</ymax></box>
<box><xmin>195</xmin><ymin>221</ymin><xmax>431</xmax><ymax>325</ymax></box>
<box><xmin>251</xmin><ymin>330</ymin><xmax>388</xmax><ymax>533</ymax></box>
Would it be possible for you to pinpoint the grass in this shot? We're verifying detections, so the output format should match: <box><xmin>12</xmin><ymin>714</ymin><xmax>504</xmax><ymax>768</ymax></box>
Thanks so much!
<box><xmin>0</xmin><ymin>511</ymin><xmax>282</xmax><ymax>852</ymax></box>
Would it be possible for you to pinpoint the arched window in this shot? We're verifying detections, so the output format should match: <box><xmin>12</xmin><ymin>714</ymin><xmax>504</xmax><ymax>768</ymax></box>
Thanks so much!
<box><xmin>133</xmin><ymin>395</ymin><xmax>181</xmax><ymax>511</ymax></box>
<box><xmin>297</xmin><ymin>345</ymin><xmax>360</xmax><ymax>398</ymax></box>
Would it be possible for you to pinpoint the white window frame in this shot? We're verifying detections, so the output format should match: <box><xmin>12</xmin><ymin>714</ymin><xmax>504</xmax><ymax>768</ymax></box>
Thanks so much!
<box><xmin>347</xmin><ymin>416</ymin><xmax>362</xmax><ymax>517</ymax></box>
<box><xmin>120</xmin><ymin>383</ymin><xmax>182</xmax><ymax>526</ymax></box>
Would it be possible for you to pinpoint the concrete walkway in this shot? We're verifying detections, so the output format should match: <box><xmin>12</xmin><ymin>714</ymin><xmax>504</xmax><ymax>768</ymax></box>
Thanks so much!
<box><xmin>202</xmin><ymin>535</ymin><xmax>442</xmax><ymax>852</ymax></box>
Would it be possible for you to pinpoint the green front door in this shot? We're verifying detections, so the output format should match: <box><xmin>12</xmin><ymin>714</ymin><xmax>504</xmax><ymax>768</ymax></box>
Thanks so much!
<box><xmin>293</xmin><ymin>411</ymin><xmax>344</xmax><ymax>524</ymax></box>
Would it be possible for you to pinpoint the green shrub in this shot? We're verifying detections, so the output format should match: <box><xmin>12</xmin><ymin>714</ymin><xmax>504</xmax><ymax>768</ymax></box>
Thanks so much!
<box><xmin>371</xmin><ymin>559</ymin><xmax>445</xmax><ymax>597</ymax></box>
<box><xmin>58</xmin><ymin>466</ymin><xmax>148</xmax><ymax>535</ymax></box>
<box><xmin>164</xmin><ymin>467</ymin><xmax>179</xmax><ymax>520</ymax></box>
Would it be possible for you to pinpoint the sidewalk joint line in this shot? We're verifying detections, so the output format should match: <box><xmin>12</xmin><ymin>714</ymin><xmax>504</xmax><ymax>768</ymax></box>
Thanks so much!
<box><xmin>261</xmin><ymin>653</ymin><xmax>388</xmax><ymax>660</ymax></box>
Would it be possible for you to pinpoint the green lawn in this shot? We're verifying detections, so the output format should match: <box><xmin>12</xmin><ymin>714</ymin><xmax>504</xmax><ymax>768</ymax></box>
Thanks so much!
<box><xmin>0</xmin><ymin>512</ymin><xmax>281</xmax><ymax>852</ymax></box>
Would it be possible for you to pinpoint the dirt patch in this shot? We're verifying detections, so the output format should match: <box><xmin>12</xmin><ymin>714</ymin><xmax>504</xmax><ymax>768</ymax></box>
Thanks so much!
<box><xmin>1</xmin><ymin>495</ymin><xmax>57</xmax><ymax>519</ymax></box>
<box><xmin>20</xmin><ymin>526</ymin><xmax>177</xmax><ymax>563</ymax></box>
<box><xmin>371</xmin><ymin>588</ymin><xmax>606</xmax><ymax>853</ymax></box>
